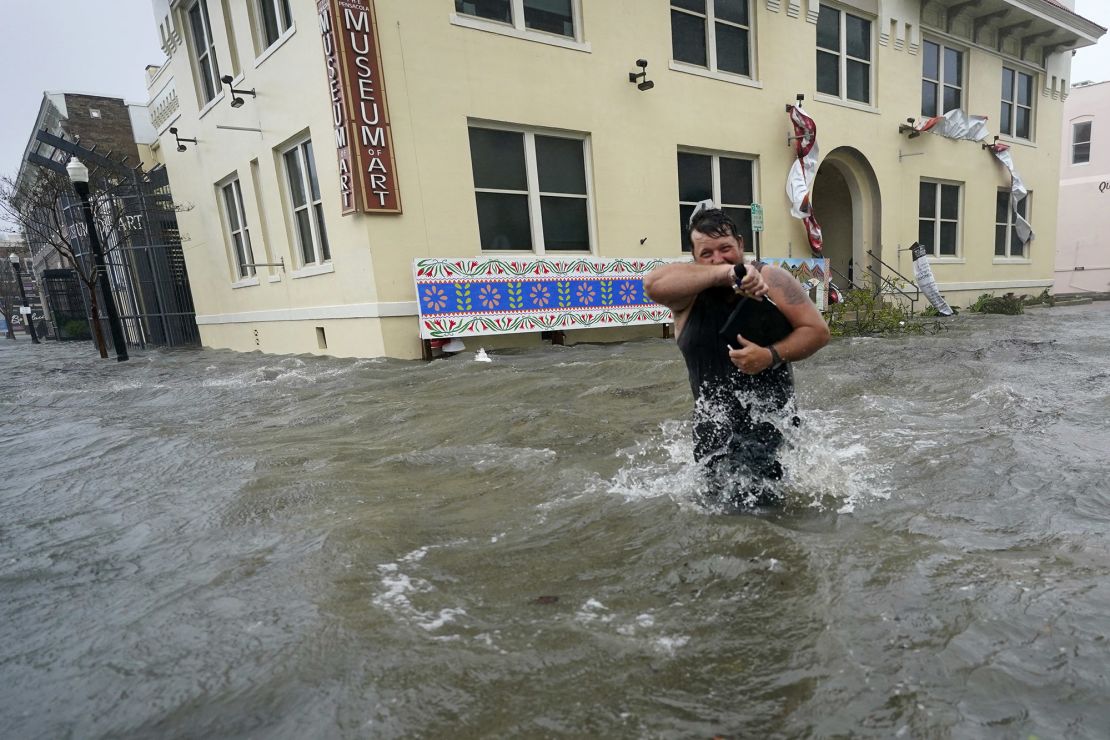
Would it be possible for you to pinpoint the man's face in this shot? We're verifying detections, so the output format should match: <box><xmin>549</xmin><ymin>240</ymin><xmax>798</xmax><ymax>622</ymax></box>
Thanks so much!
<box><xmin>691</xmin><ymin>230</ymin><xmax>743</xmax><ymax>265</ymax></box>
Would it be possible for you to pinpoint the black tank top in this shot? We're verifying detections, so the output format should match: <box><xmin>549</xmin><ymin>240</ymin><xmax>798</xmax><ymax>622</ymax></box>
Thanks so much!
<box><xmin>677</xmin><ymin>287</ymin><xmax>795</xmax><ymax>410</ymax></box>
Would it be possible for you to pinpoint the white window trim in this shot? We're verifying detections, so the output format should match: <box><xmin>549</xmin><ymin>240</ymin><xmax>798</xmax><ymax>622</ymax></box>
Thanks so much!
<box><xmin>919</xmin><ymin>178</ymin><xmax>962</xmax><ymax>259</ymax></box>
<box><xmin>816</xmin><ymin>3</ymin><xmax>874</xmax><ymax>106</ymax></box>
<box><xmin>450</xmin><ymin>0</ymin><xmax>590</xmax><ymax>53</ymax></box>
<box><xmin>994</xmin><ymin>190</ymin><xmax>1031</xmax><ymax>262</ymax></box>
<box><xmin>921</xmin><ymin>37</ymin><xmax>966</xmax><ymax>117</ymax></box>
<box><xmin>669</xmin><ymin>61</ymin><xmax>764</xmax><ymax>89</ymax></box>
<box><xmin>669</xmin><ymin>0</ymin><xmax>756</xmax><ymax>81</ymax></box>
<box><xmin>291</xmin><ymin>262</ymin><xmax>336</xmax><ymax>279</ymax></box>
<box><xmin>468</xmin><ymin>121</ymin><xmax>596</xmax><ymax>256</ymax></box>
<box><xmin>1071</xmin><ymin>120</ymin><xmax>1093</xmax><ymax>166</ymax></box>
<box><xmin>250</xmin><ymin>0</ymin><xmax>295</xmax><ymax>67</ymax></box>
<box><xmin>185</xmin><ymin>0</ymin><xmax>222</xmax><ymax>107</ymax></box>
<box><xmin>677</xmin><ymin>147</ymin><xmax>760</xmax><ymax>254</ymax></box>
<box><xmin>1001</xmin><ymin>66</ymin><xmax>1036</xmax><ymax>142</ymax></box>
<box><xmin>232</xmin><ymin>277</ymin><xmax>261</xmax><ymax>288</ymax></box>
<box><xmin>813</xmin><ymin>93</ymin><xmax>880</xmax><ymax>114</ymax></box>
<box><xmin>218</xmin><ymin>176</ymin><xmax>257</xmax><ymax>281</ymax></box>
<box><xmin>254</xmin><ymin>22</ymin><xmax>296</xmax><ymax>68</ymax></box>
<box><xmin>197</xmin><ymin>90</ymin><xmax>225</xmax><ymax>120</ymax></box>
<box><xmin>281</xmin><ymin>137</ymin><xmax>331</xmax><ymax>268</ymax></box>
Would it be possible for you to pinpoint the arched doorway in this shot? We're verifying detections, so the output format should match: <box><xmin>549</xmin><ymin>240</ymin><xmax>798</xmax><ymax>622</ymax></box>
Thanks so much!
<box><xmin>811</xmin><ymin>147</ymin><xmax>882</xmax><ymax>294</ymax></box>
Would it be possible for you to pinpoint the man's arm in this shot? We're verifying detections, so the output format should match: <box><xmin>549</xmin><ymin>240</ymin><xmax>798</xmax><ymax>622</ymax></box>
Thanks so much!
<box><xmin>642</xmin><ymin>263</ymin><xmax>733</xmax><ymax>314</ymax></box>
<box><xmin>643</xmin><ymin>262</ymin><xmax>767</xmax><ymax>313</ymax></box>
<box><xmin>727</xmin><ymin>264</ymin><xmax>830</xmax><ymax>374</ymax></box>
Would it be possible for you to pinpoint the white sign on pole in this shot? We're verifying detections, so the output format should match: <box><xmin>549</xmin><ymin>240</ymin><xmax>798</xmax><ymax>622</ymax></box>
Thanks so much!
<box><xmin>19</xmin><ymin>306</ymin><xmax>32</xmax><ymax>315</ymax></box>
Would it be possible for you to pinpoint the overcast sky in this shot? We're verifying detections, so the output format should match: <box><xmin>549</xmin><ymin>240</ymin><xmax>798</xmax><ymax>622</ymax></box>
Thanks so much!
<box><xmin>0</xmin><ymin>0</ymin><xmax>1108</xmax><ymax>231</ymax></box>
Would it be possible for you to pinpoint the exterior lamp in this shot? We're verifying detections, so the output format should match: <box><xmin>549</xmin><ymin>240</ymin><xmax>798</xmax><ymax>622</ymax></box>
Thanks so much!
<box><xmin>168</xmin><ymin>127</ymin><xmax>197</xmax><ymax>152</ymax></box>
<box><xmin>66</xmin><ymin>156</ymin><xmax>129</xmax><ymax>362</ymax></box>
<box><xmin>7</xmin><ymin>252</ymin><xmax>39</xmax><ymax>343</ymax></box>
<box><xmin>629</xmin><ymin>59</ymin><xmax>654</xmax><ymax>91</ymax></box>
<box><xmin>221</xmin><ymin>75</ymin><xmax>256</xmax><ymax>108</ymax></box>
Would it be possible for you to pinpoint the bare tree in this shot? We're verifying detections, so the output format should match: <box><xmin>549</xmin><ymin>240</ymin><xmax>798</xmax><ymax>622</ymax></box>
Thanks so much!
<box><xmin>0</xmin><ymin>167</ymin><xmax>131</xmax><ymax>358</ymax></box>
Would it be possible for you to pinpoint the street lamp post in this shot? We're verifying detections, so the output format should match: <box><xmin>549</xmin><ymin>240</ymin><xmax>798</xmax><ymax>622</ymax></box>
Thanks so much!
<box><xmin>8</xmin><ymin>253</ymin><xmax>40</xmax><ymax>344</ymax></box>
<box><xmin>66</xmin><ymin>157</ymin><xmax>128</xmax><ymax>362</ymax></box>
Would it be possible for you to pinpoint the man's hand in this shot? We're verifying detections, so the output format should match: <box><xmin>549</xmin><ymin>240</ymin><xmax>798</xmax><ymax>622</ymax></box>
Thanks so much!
<box><xmin>735</xmin><ymin>265</ymin><xmax>768</xmax><ymax>299</ymax></box>
<box><xmin>727</xmin><ymin>334</ymin><xmax>773</xmax><ymax>374</ymax></box>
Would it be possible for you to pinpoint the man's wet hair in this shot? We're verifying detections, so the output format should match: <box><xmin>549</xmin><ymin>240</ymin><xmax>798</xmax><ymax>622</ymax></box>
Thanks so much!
<box><xmin>688</xmin><ymin>208</ymin><xmax>743</xmax><ymax>242</ymax></box>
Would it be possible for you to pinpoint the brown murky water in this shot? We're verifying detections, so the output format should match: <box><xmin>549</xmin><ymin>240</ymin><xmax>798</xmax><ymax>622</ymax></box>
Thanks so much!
<box><xmin>3</xmin><ymin>303</ymin><xmax>1110</xmax><ymax>738</ymax></box>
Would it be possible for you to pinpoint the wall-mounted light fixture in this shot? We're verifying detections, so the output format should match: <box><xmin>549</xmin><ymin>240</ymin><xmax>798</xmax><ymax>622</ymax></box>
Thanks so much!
<box><xmin>168</xmin><ymin>127</ymin><xmax>197</xmax><ymax>152</ymax></box>
<box><xmin>897</xmin><ymin>118</ymin><xmax>921</xmax><ymax>139</ymax></box>
<box><xmin>221</xmin><ymin>75</ymin><xmax>257</xmax><ymax>108</ymax></box>
<box><xmin>629</xmin><ymin>59</ymin><xmax>654</xmax><ymax>91</ymax></box>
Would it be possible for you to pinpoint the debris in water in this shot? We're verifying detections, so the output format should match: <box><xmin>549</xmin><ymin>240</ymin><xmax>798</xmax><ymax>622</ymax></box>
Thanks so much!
<box><xmin>532</xmin><ymin>595</ymin><xmax>559</xmax><ymax>605</ymax></box>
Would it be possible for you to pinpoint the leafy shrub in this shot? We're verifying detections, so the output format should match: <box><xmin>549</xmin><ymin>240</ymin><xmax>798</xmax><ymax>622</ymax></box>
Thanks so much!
<box><xmin>826</xmin><ymin>289</ymin><xmax>929</xmax><ymax>337</ymax></box>
<box><xmin>1022</xmin><ymin>288</ymin><xmax>1055</xmax><ymax>307</ymax></box>
<box><xmin>968</xmin><ymin>292</ymin><xmax>1024</xmax><ymax>315</ymax></box>
<box><xmin>922</xmin><ymin>303</ymin><xmax>959</xmax><ymax>317</ymax></box>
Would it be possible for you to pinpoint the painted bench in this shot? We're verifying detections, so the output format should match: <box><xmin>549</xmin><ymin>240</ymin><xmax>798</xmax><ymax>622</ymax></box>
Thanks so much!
<box><xmin>413</xmin><ymin>256</ymin><xmax>829</xmax><ymax>340</ymax></box>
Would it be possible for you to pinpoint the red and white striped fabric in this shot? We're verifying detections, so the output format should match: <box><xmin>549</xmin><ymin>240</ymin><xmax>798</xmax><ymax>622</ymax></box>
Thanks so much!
<box><xmin>786</xmin><ymin>105</ymin><xmax>823</xmax><ymax>255</ymax></box>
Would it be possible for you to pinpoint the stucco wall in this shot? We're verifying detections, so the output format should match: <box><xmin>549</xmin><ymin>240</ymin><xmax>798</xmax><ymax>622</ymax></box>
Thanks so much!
<box><xmin>153</xmin><ymin>0</ymin><xmax>1085</xmax><ymax>358</ymax></box>
<box><xmin>1055</xmin><ymin>80</ymin><xmax>1110</xmax><ymax>294</ymax></box>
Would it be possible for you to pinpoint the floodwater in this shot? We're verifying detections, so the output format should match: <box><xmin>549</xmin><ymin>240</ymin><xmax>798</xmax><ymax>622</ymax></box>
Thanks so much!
<box><xmin>2</xmin><ymin>303</ymin><xmax>1110</xmax><ymax>739</ymax></box>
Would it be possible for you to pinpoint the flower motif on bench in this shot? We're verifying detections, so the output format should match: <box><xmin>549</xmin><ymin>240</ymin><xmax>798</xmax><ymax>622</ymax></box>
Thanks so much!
<box><xmin>478</xmin><ymin>283</ymin><xmax>500</xmax><ymax>309</ymax></box>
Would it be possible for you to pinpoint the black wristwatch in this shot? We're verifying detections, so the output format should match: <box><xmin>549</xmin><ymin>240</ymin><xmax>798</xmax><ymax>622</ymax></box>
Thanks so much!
<box><xmin>768</xmin><ymin>344</ymin><xmax>785</xmax><ymax>369</ymax></box>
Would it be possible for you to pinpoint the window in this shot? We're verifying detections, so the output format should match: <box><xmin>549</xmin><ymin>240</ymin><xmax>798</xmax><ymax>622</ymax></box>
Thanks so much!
<box><xmin>918</xmin><ymin>180</ymin><xmax>960</xmax><ymax>257</ymax></box>
<box><xmin>677</xmin><ymin>151</ymin><xmax>755</xmax><ymax>252</ymax></box>
<box><xmin>467</xmin><ymin>125</ymin><xmax>591</xmax><ymax>253</ymax></box>
<box><xmin>816</xmin><ymin>4</ymin><xmax>871</xmax><ymax>104</ymax></box>
<box><xmin>454</xmin><ymin>0</ymin><xmax>577</xmax><ymax>39</ymax></box>
<box><xmin>670</xmin><ymin>0</ymin><xmax>752</xmax><ymax>78</ymax></box>
<box><xmin>282</xmin><ymin>139</ymin><xmax>330</xmax><ymax>266</ymax></box>
<box><xmin>921</xmin><ymin>40</ymin><xmax>963</xmax><ymax>117</ymax></box>
<box><xmin>1001</xmin><ymin>67</ymin><xmax>1034</xmax><ymax>140</ymax></box>
<box><xmin>220</xmin><ymin>178</ymin><xmax>256</xmax><ymax>279</ymax></box>
<box><xmin>256</xmin><ymin>0</ymin><xmax>293</xmax><ymax>49</ymax></box>
<box><xmin>1072</xmin><ymin>121</ymin><xmax>1092</xmax><ymax>164</ymax></box>
<box><xmin>186</xmin><ymin>0</ymin><xmax>221</xmax><ymax>104</ymax></box>
<box><xmin>995</xmin><ymin>192</ymin><xmax>1029</xmax><ymax>259</ymax></box>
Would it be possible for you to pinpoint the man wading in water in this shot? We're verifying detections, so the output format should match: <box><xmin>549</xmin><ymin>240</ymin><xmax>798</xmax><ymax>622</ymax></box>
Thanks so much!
<box><xmin>644</xmin><ymin>207</ymin><xmax>830</xmax><ymax>507</ymax></box>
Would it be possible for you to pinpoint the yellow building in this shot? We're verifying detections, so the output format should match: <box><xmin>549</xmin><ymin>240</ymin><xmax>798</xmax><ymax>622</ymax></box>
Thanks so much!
<box><xmin>148</xmin><ymin>0</ymin><xmax>1103</xmax><ymax>359</ymax></box>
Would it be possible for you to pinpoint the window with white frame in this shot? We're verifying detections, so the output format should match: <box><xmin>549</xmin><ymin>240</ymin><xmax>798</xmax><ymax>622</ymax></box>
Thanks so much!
<box><xmin>921</xmin><ymin>39</ymin><xmax>963</xmax><ymax>117</ymax></box>
<box><xmin>454</xmin><ymin>0</ymin><xmax>578</xmax><ymax>39</ymax></box>
<box><xmin>220</xmin><ymin>178</ymin><xmax>256</xmax><ymax>279</ymax></box>
<box><xmin>670</xmin><ymin>0</ymin><xmax>753</xmax><ymax>78</ymax></box>
<box><xmin>677</xmin><ymin>151</ymin><xmax>756</xmax><ymax>252</ymax></box>
<box><xmin>1001</xmin><ymin>67</ymin><xmax>1034</xmax><ymax>140</ymax></box>
<box><xmin>995</xmin><ymin>191</ymin><xmax>1029</xmax><ymax>259</ymax></box>
<box><xmin>256</xmin><ymin>0</ymin><xmax>293</xmax><ymax>50</ymax></box>
<box><xmin>282</xmin><ymin>139</ymin><xmax>331</xmax><ymax>266</ymax></box>
<box><xmin>186</xmin><ymin>0</ymin><xmax>221</xmax><ymax>104</ymax></box>
<box><xmin>467</xmin><ymin>125</ymin><xmax>592</xmax><ymax>253</ymax></box>
<box><xmin>1072</xmin><ymin>121</ymin><xmax>1092</xmax><ymax>164</ymax></box>
<box><xmin>918</xmin><ymin>180</ymin><xmax>960</xmax><ymax>257</ymax></box>
<box><xmin>816</xmin><ymin>4</ymin><xmax>872</xmax><ymax>104</ymax></box>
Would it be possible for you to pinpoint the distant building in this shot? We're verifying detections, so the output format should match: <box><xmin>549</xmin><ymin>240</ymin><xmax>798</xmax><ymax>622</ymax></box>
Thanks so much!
<box><xmin>150</xmin><ymin>0</ymin><xmax>1104</xmax><ymax>359</ymax></box>
<box><xmin>1056</xmin><ymin>79</ymin><xmax>1110</xmax><ymax>295</ymax></box>
<box><xmin>0</xmin><ymin>232</ymin><xmax>46</xmax><ymax>338</ymax></box>
<box><xmin>13</xmin><ymin>92</ymin><xmax>198</xmax><ymax>345</ymax></box>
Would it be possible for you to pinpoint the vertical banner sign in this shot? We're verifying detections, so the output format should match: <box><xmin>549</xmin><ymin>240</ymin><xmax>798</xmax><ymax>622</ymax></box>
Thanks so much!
<box><xmin>317</xmin><ymin>0</ymin><xmax>401</xmax><ymax>215</ymax></box>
